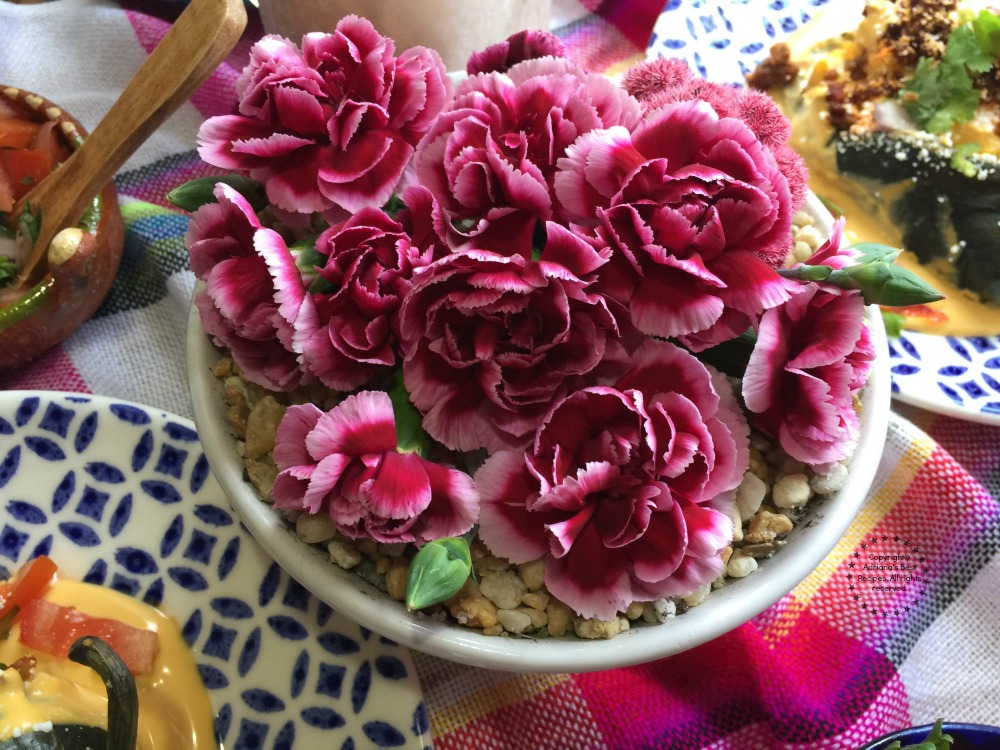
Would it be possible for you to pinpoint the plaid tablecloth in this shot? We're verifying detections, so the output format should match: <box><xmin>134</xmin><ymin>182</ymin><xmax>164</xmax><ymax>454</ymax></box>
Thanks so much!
<box><xmin>2</xmin><ymin>1</ymin><xmax>998</xmax><ymax>747</ymax></box>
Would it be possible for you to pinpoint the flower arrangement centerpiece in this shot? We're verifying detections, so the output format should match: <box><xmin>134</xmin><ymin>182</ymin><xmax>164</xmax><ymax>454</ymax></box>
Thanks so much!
<box><xmin>173</xmin><ymin>18</ymin><xmax>940</xmax><ymax>637</ymax></box>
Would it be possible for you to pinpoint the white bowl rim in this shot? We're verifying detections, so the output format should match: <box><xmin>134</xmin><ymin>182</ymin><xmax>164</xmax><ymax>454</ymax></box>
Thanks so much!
<box><xmin>186</xmin><ymin>193</ymin><xmax>891</xmax><ymax>673</ymax></box>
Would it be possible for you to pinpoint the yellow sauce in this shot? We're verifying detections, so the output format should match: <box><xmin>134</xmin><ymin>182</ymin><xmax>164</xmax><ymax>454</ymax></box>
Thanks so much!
<box><xmin>771</xmin><ymin>0</ymin><xmax>1000</xmax><ymax>336</ymax></box>
<box><xmin>0</xmin><ymin>579</ymin><xmax>217</xmax><ymax>749</ymax></box>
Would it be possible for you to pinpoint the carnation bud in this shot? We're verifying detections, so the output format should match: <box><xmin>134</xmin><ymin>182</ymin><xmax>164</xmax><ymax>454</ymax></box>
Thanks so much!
<box><xmin>831</xmin><ymin>260</ymin><xmax>945</xmax><ymax>307</ymax></box>
<box><xmin>405</xmin><ymin>537</ymin><xmax>473</xmax><ymax>610</ymax></box>
<box><xmin>166</xmin><ymin>175</ymin><xmax>265</xmax><ymax>213</ymax></box>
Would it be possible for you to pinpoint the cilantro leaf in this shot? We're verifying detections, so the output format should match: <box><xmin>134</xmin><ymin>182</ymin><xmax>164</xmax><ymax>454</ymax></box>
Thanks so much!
<box><xmin>946</xmin><ymin>23</ymin><xmax>994</xmax><ymax>74</ymax></box>
<box><xmin>901</xmin><ymin>56</ymin><xmax>980</xmax><ymax>133</ymax></box>
<box><xmin>951</xmin><ymin>142</ymin><xmax>981</xmax><ymax>176</ymax></box>
<box><xmin>0</xmin><ymin>256</ymin><xmax>17</xmax><ymax>287</ymax></box>
<box><xmin>900</xmin><ymin>11</ymin><xmax>1000</xmax><ymax>133</ymax></box>
<box><xmin>972</xmin><ymin>9</ymin><xmax>1000</xmax><ymax>58</ymax></box>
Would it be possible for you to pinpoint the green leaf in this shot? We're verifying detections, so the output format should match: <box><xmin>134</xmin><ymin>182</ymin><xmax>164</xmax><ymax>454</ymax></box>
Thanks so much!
<box><xmin>167</xmin><ymin>174</ymin><xmax>266</xmax><ymax>213</ymax></box>
<box><xmin>883</xmin><ymin>719</ymin><xmax>955</xmax><ymax>750</ymax></box>
<box><xmin>406</xmin><ymin>537</ymin><xmax>473</xmax><ymax>610</ymax></box>
<box><xmin>0</xmin><ymin>257</ymin><xmax>17</xmax><ymax>287</ymax></box>
<box><xmin>849</xmin><ymin>242</ymin><xmax>902</xmax><ymax>264</ymax></box>
<box><xmin>881</xmin><ymin>309</ymin><xmax>906</xmax><ymax>338</ymax></box>
<box><xmin>388</xmin><ymin>371</ymin><xmax>429</xmax><ymax>456</ymax></box>
<box><xmin>945</xmin><ymin>23</ymin><xmax>995</xmax><ymax>74</ymax></box>
<box><xmin>951</xmin><ymin>142</ymin><xmax>982</xmax><ymax>177</ymax></box>
<box><xmin>973</xmin><ymin>10</ymin><xmax>1000</xmax><ymax>57</ymax></box>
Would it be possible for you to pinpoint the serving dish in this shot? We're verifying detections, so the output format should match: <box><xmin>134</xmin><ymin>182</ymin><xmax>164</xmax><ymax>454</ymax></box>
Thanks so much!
<box><xmin>0</xmin><ymin>390</ymin><xmax>430</xmax><ymax>750</ymax></box>
<box><xmin>186</xmin><ymin>201</ymin><xmax>893</xmax><ymax>673</ymax></box>
<box><xmin>859</xmin><ymin>722</ymin><xmax>1000</xmax><ymax>749</ymax></box>
<box><xmin>0</xmin><ymin>86</ymin><xmax>124</xmax><ymax>370</ymax></box>
<box><xmin>647</xmin><ymin>0</ymin><xmax>1000</xmax><ymax>425</ymax></box>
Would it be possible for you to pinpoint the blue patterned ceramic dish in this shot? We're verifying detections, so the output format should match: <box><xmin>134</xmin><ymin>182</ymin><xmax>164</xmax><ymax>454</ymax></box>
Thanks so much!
<box><xmin>647</xmin><ymin>0</ymin><xmax>1000</xmax><ymax>425</ymax></box>
<box><xmin>0</xmin><ymin>391</ymin><xmax>430</xmax><ymax>750</ymax></box>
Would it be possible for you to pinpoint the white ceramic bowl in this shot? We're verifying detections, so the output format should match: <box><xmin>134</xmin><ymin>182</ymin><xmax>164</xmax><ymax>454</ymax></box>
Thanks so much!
<box><xmin>186</xmin><ymin>195</ymin><xmax>891</xmax><ymax>673</ymax></box>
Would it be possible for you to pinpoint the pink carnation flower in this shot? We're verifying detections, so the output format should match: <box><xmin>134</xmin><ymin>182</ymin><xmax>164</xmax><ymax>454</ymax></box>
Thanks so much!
<box><xmin>399</xmin><ymin>227</ymin><xmax>628</xmax><ymax>453</ymax></box>
<box><xmin>293</xmin><ymin>205</ymin><xmax>438</xmax><ymax>391</ymax></box>
<box><xmin>555</xmin><ymin>100</ymin><xmax>794</xmax><ymax>349</ymax></box>
<box><xmin>197</xmin><ymin>17</ymin><xmax>450</xmax><ymax>217</ymax></box>
<box><xmin>413</xmin><ymin>56</ymin><xmax>642</xmax><ymax>256</ymax></box>
<box><xmin>187</xmin><ymin>184</ymin><xmax>308</xmax><ymax>391</ymax></box>
<box><xmin>466</xmin><ymin>29</ymin><xmax>567</xmax><ymax>75</ymax></box>
<box><xmin>622</xmin><ymin>58</ymin><xmax>808</xmax><ymax>212</ymax></box>
<box><xmin>475</xmin><ymin>339</ymin><xmax>749</xmax><ymax>620</ymax></box>
<box><xmin>271</xmin><ymin>391</ymin><xmax>479</xmax><ymax>544</ymax></box>
<box><xmin>743</xmin><ymin>282</ymin><xmax>875</xmax><ymax>466</ymax></box>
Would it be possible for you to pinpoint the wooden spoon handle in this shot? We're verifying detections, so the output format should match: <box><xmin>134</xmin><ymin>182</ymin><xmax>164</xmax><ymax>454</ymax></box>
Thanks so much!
<box><xmin>16</xmin><ymin>0</ymin><xmax>247</xmax><ymax>285</ymax></box>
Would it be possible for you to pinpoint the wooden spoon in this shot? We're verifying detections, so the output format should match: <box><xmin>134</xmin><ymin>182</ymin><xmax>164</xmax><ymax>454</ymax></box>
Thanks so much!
<box><xmin>14</xmin><ymin>0</ymin><xmax>247</xmax><ymax>287</ymax></box>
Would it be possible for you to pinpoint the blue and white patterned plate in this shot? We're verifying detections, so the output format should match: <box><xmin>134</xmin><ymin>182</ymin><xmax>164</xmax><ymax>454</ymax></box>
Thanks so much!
<box><xmin>648</xmin><ymin>0</ymin><xmax>1000</xmax><ymax>424</ymax></box>
<box><xmin>0</xmin><ymin>391</ymin><xmax>431</xmax><ymax>750</ymax></box>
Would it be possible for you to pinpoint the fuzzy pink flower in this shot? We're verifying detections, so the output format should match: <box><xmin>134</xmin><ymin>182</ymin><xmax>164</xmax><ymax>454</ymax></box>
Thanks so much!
<box><xmin>622</xmin><ymin>58</ymin><xmax>808</xmax><ymax>212</ymax></box>
<box><xmin>555</xmin><ymin>100</ymin><xmax>794</xmax><ymax>349</ymax></box>
<box><xmin>466</xmin><ymin>29</ymin><xmax>567</xmax><ymax>75</ymax></box>
<box><xmin>475</xmin><ymin>339</ymin><xmax>749</xmax><ymax>620</ymax></box>
<box><xmin>743</xmin><ymin>283</ymin><xmax>874</xmax><ymax>465</ymax></box>
<box><xmin>197</xmin><ymin>18</ymin><xmax>450</xmax><ymax>217</ymax></box>
<box><xmin>293</xmin><ymin>205</ymin><xmax>440</xmax><ymax>391</ymax></box>
<box><xmin>187</xmin><ymin>183</ymin><xmax>308</xmax><ymax>391</ymax></box>
<box><xmin>399</xmin><ymin>228</ymin><xmax>628</xmax><ymax>453</ymax></box>
<box><xmin>413</xmin><ymin>56</ymin><xmax>642</xmax><ymax>256</ymax></box>
<box><xmin>271</xmin><ymin>391</ymin><xmax>479</xmax><ymax>544</ymax></box>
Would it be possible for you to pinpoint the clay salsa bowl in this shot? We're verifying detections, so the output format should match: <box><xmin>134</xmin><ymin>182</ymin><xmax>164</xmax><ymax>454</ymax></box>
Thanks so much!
<box><xmin>0</xmin><ymin>85</ymin><xmax>124</xmax><ymax>369</ymax></box>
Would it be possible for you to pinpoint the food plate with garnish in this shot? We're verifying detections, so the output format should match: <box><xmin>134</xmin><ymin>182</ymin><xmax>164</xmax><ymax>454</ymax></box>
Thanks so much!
<box><xmin>0</xmin><ymin>391</ymin><xmax>430</xmax><ymax>750</ymax></box>
<box><xmin>649</xmin><ymin>0</ymin><xmax>1000</xmax><ymax>424</ymax></box>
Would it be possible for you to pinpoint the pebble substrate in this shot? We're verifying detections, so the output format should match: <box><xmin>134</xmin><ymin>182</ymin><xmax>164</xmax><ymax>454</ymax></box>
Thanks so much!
<box><xmin>210</xmin><ymin>210</ymin><xmax>866</xmax><ymax>640</ymax></box>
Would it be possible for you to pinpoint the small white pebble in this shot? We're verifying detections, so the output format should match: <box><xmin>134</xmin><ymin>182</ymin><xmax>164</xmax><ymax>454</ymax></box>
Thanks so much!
<box><xmin>811</xmin><ymin>462</ymin><xmax>849</xmax><ymax>495</ymax></box>
<box><xmin>327</xmin><ymin>538</ymin><xmax>362</xmax><ymax>570</ymax></box>
<box><xmin>497</xmin><ymin>608</ymin><xmax>533</xmax><ymax>634</ymax></box>
<box><xmin>682</xmin><ymin>584</ymin><xmax>711</xmax><ymax>607</ymax></box>
<box><xmin>793</xmin><ymin>240</ymin><xmax>813</xmax><ymax>263</ymax></box>
<box><xmin>735</xmin><ymin>472</ymin><xmax>767</xmax><ymax>522</ymax></box>
<box><xmin>479</xmin><ymin>570</ymin><xmax>527</xmax><ymax>610</ymax></box>
<box><xmin>795</xmin><ymin>225</ymin><xmax>824</xmax><ymax>250</ymax></box>
<box><xmin>574</xmin><ymin>616</ymin><xmax>629</xmax><ymax>640</ymax></box>
<box><xmin>772</xmin><ymin>473</ymin><xmax>812</xmax><ymax>509</ymax></box>
<box><xmin>726</xmin><ymin>550</ymin><xmax>759</xmax><ymax>578</ymax></box>
<box><xmin>296</xmin><ymin>513</ymin><xmax>338</xmax><ymax>545</ymax></box>
<box><xmin>641</xmin><ymin>597</ymin><xmax>677</xmax><ymax>624</ymax></box>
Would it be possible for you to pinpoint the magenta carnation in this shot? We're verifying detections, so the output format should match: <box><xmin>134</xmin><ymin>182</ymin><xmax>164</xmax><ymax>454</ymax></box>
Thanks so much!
<box><xmin>466</xmin><ymin>29</ymin><xmax>568</xmax><ymax>75</ymax></box>
<box><xmin>413</xmin><ymin>56</ymin><xmax>642</xmax><ymax>256</ymax></box>
<box><xmin>187</xmin><ymin>184</ymin><xmax>308</xmax><ymax>391</ymax></box>
<box><xmin>271</xmin><ymin>391</ymin><xmax>479</xmax><ymax>544</ymax></box>
<box><xmin>399</xmin><ymin>228</ymin><xmax>628</xmax><ymax>453</ymax></box>
<box><xmin>555</xmin><ymin>100</ymin><xmax>794</xmax><ymax>349</ymax></box>
<box><xmin>292</xmin><ymin>206</ymin><xmax>430</xmax><ymax>391</ymax></box>
<box><xmin>475</xmin><ymin>339</ymin><xmax>749</xmax><ymax>620</ymax></box>
<box><xmin>196</xmin><ymin>17</ymin><xmax>450</xmax><ymax>217</ymax></box>
<box><xmin>743</xmin><ymin>282</ymin><xmax>875</xmax><ymax>466</ymax></box>
<box><xmin>623</xmin><ymin>59</ymin><xmax>808</xmax><ymax>213</ymax></box>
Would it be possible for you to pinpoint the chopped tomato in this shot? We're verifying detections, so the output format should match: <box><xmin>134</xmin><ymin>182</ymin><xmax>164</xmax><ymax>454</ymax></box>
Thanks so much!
<box><xmin>0</xmin><ymin>114</ymin><xmax>40</xmax><ymax>149</ymax></box>
<box><xmin>0</xmin><ymin>158</ymin><xmax>13</xmax><ymax>213</ymax></box>
<box><xmin>18</xmin><ymin>598</ymin><xmax>159</xmax><ymax>675</ymax></box>
<box><xmin>0</xmin><ymin>149</ymin><xmax>53</xmax><ymax>202</ymax></box>
<box><xmin>895</xmin><ymin>304</ymin><xmax>949</xmax><ymax>324</ymax></box>
<box><xmin>0</xmin><ymin>554</ymin><xmax>58</xmax><ymax>622</ymax></box>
